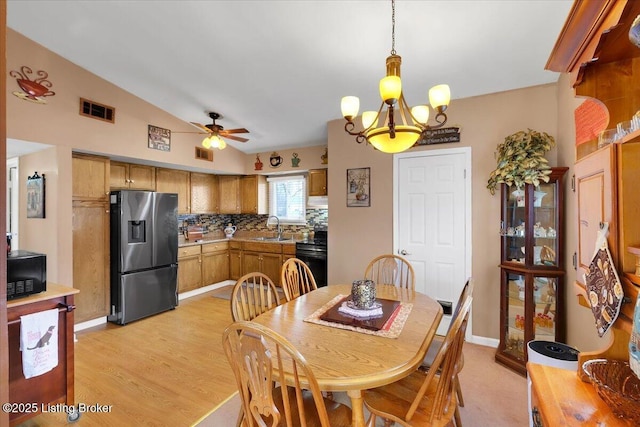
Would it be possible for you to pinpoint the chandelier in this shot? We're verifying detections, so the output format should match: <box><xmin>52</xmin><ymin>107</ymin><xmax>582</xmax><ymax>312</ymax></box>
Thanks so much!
<box><xmin>340</xmin><ymin>0</ymin><xmax>451</xmax><ymax>153</ymax></box>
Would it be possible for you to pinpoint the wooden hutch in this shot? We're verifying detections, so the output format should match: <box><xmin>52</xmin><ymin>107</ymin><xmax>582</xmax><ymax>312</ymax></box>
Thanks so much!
<box><xmin>528</xmin><ymin>1</ymin><xmax>640</xmax><ymax>425</ymax></box>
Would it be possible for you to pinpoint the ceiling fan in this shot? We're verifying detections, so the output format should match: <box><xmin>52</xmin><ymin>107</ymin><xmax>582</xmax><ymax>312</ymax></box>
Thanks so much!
<box><xmin>189</xmin><ymin>112</ymin><xmax>250</xmax><ymax>149</ymax></box>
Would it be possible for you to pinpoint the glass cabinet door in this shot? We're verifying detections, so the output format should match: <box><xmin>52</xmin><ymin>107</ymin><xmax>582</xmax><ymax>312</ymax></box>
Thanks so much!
<box><xmin>504</xmin><ymin>271</ymin><xmax>526</xmax><ymax>361</ymax></box>
<box><xmin>501</xmin><ymin>188</ymin><xmax>526</xmax><ymax>264</ymax></box>
<box><xmin>532</xmin><ymin>180</ymin><xmax>559</xmax><ymax>266</ymax></box>
<box><xmin>503</xmin><ymin>271</ymin><xmax>558</xmax><ymax>363</ymax></box>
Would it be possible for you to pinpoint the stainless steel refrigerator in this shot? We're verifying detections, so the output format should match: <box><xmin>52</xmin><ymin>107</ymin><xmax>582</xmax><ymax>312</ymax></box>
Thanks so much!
<box><xmin>108</xmin><ymin>190</ymin><xmax>178</xmax><ymax>325</ymax></box>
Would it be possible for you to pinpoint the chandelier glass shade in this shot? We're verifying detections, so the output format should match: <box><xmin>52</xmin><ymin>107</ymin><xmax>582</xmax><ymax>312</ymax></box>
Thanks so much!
<box><xmin>340</xmin><ymin>0</ymin><xmax>451</xmax><ymax>154</ymax></box>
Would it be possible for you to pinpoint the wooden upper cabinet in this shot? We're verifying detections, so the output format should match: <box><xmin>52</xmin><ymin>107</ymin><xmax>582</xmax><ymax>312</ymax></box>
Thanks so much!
<box><xmin>72</xmin><ymin>153</ymin><xmax>109</xmax><ymax>200</ymax></box>
<box><xmin>308</xmin><ymin>168</ymin><xmax>328</xmax><ymax>196</ymax></box>
<box><xmin>190</xmin><ymin>172</ymin><xmax>219</xmax><ymax>214</ymax></box>
<box><xmin>219</xmin><ymin>175</ymin><xmax>241</xmax><ymax>214</ymax></box>
<box><xmin>241</xmin><ymin>175</ymin><xmax>267</xmax><ymax>214</ymax></box>
<box><xmin>547</xmin><ymin>0</ymin><xmax>640</xmax><ymax>159</ymax></box>
<box><xmin>155</xmin><ymin>168</ymin><xmax>190</xmax><ymax>214</ymax></box>
<box><xmin>110</xmin><ymin>161</ymin><xmax>156</xmax><ymax>190</ymax></box>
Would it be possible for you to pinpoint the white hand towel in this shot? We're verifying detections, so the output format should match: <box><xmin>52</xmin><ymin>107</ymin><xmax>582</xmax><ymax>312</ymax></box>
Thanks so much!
<box><xmin>20</xmin><ymin>308</ymin><xmax>59</xmax><ymax>379</ymax></box>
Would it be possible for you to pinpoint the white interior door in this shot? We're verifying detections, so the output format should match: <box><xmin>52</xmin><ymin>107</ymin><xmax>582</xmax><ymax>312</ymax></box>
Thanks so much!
<box><xmin>394</xmin><ymin>147</ymin><xmax>471</xmax><ymax>335</ymax></box>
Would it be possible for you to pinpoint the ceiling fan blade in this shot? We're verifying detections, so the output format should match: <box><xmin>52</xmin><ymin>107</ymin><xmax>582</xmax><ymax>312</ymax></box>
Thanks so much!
<box><xmin>189</xmin><ymin>122</ymin><xmax>211</xmax><ymax>134</ymax></box>
<box><xmin>223</xmin><ymin>134</ymin><xmax>249</xmax><ymax>143</ymax></box>
<box><xmin>221</xmin><ymin>128</ymin><xmax>250</xmax><ymax>135</ymax></box>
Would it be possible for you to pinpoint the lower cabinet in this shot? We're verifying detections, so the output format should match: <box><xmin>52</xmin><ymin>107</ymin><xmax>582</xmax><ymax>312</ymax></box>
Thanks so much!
<box><xmin>201</xmin><ymin>242</ymin><xmax>230</xmax><ymax>286</ymax></box>
<box><xmin>243</xmin><ymin>251</ymin><xmax>282</xmax><ymax>285</ymax></box>
<box><xmin>229</xmin><ymin>241</ymin><xmax>243</xmax><ymax>280</ymax></box>
<box><xmin>177</xmin><ymin>245</ymin><xmax>202</xmax><ymax>293</ymax></box>
<box><xmin>241</xmin><ymin>241</ymin><xmax>295</xmax><ymax>286</ymax></box>
<box><xmin>72</xmin><ymin>200</ymin><xmax>110</xmax><ymax>323</ymax></box>
<box><xmin>178</xmin><ymin>242</ymin><xmax>231</xmax><ymax>293</ymax></box>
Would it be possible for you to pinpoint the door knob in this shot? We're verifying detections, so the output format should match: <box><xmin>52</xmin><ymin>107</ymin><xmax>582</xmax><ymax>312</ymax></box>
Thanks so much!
<box><xmin>399</xmin><ymin>249</ymin><xmax>410</xmax><ymax>255</ymax></box>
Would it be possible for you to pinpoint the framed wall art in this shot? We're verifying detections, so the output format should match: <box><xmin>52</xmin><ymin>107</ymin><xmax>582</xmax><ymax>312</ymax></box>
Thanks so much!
<box><xmin>347</xmin><ymin>167</ymin><xmax>370</xmax><ymax>207</ymax></box>
<box><xmin>148</xmin><ymin>124</ymin><xmax>171</xmax><ymax>151</ymax></box>
<box><xmin>27</xmin><ymin>172</ymin><xmax>45</xmax><ymax>218</ymax></box>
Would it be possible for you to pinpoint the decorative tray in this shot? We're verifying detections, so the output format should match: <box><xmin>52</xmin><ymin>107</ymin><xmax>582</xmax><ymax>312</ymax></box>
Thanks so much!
<box><xmin>319</xmin><ymin>296</ymin><xmax>401</xmax><ymax>331</ymax></box>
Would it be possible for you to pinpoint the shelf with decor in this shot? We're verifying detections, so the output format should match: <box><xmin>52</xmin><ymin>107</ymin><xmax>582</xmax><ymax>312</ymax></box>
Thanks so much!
<box><xmin>495</xmin><ymin>167</ymin><xmax>568</xmax><ymax>375</ymax></box>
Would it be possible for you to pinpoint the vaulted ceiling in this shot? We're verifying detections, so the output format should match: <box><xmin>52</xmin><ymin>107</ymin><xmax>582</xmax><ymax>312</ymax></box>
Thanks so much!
<box><xmin>7</xmin><ymin>0</ymin><xmax>573</xmax><ymax>154</ymax></box>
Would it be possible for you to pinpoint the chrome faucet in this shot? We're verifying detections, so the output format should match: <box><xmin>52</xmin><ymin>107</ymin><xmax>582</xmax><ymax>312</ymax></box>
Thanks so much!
<box><xmin>267</xmin><ymin>215</ymin><xmax>282</xmax><ymax>239</ymax></box>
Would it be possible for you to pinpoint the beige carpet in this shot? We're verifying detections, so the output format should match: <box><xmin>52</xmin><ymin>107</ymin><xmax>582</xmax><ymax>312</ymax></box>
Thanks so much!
<box><xmin>198</xmin><ymin>342</ymin><xmax>528</xmax><ymax>426</ymax></box>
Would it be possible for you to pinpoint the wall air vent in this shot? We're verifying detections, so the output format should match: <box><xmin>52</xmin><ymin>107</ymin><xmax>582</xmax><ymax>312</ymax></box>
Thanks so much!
<box><xmin>195</xmin><ymin>146</ymin><xmax>213</xmax><ymax>162</ymax></box>
<box><xmin>79</xmin><ymin>98</ymin><xmax>115</xmax><ymax>123</ymax></box>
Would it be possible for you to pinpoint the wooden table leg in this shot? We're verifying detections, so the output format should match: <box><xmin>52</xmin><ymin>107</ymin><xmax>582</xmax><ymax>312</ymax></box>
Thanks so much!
<box><xmin>347</xmin><ymin>389</ymin><xmax>365</xmax><ymax>427</ymax></box>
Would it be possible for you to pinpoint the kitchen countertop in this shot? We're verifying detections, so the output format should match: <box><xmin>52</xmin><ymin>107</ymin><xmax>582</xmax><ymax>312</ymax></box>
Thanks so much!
<box><xmin>178</xmin><ymin>234</ymin><xmax>299</xmax><ymax>248</ymax></box>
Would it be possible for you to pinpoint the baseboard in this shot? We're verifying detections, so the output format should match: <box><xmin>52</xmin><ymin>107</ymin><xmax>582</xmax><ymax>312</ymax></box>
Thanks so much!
<box><xmin>74</xmin><ymin>316</ymin><xmax>107</xmax><ymax>332</ymax></box>
<box><xmin>469</xmin><ymin>334</ymin><xmax>499</xmax><ymax>348</ymax></box>
<box><xmin>178</xmin><ymin>280</ymin><xmax>234</xmax><ymax>301</ymax></box>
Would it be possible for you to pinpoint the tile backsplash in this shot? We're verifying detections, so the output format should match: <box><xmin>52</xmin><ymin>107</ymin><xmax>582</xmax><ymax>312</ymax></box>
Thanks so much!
<box><xmin>179</xmin><ymin>208</ymin><xmax>328</xmax><ymax>235</ymax></box>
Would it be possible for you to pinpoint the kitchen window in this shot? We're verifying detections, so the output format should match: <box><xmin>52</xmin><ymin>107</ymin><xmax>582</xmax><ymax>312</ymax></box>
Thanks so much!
<box><xmin>267</xmin><ymin>175</ymin><xmax>306</xmax><ymax>225</ymax></box>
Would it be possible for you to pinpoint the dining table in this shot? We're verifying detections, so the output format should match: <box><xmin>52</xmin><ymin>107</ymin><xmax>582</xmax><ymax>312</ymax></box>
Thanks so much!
<box><xmin>252</xmin><ymin>283</ymin><xmax>444</xmax><ymax>427</ymax></box>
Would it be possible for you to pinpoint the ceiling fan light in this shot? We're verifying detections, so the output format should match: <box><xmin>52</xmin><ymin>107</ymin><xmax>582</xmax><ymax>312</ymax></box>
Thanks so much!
<box><xmin>429</xmin><ymin>84</ymin><xmax>451</xmax><ymax>109</ymax></box>
<box><xmin>210</xmin><ymin>135</ymin><xmax>222</xmax><ymax>149</ymax></box>
<box><xmin>218</xmin><ymin>139</ymin><xmax>227</xmax><ymax>150</ymax></box>
<box><xmin>380</xmin><ymin>76</ymin><xmax>401</xmax><ymax>104</ymax></box>
<box><xmin>202</xmin><ymin>136</ymin><xmax>212</xmax><ymax>149</ymax></box>
<box><xmin>411</xmin><ymin>105</ymin><xmax>430</xmax><ymax>124</ymax></box>
<box><xmin>341</xmin><ymin>96</ymin><xmax>360</xmax><ymax>119</ymax></box>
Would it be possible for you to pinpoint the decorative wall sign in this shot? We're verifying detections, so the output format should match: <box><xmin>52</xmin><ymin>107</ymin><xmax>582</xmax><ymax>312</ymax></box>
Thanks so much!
<box><xmin>269</xmin><ymin>152</ymin><xmax>283</xmax><ymax>168</ymax></box>
<box><xmin>10</xmin><ymin>66</ymin><xmax>56</xmax><ymax>104</ymax></box>
<box><xmin>347</xmin><ymin>167</ymin><xmax>370</xmax><ymax>207</ymax></box>
<box><xmin>291</xmin><ymin>153</ymin><xmax>301</xmax><ymax>167</ymax></box>
<box><xmin>254</xmin><ymin>154</ymin><xmax>263</xmax><ymax>170</ymax></box>
<box><xmin>148</xmin><ymin>125</ymin><xmax>171</xmax><ymax>151</ymax></box>
<box><xmin>416</xmin><ymin>126</ymin><xmax>461</xmax><ymax>146</ymax></box>
<box><xmin>27</xmin><ymin>172</ymin><xmax>45</xmax><ymax>218</ymax></box>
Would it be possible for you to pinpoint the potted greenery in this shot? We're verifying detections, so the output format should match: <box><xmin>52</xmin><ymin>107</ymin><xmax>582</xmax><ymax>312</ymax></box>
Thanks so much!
<box><xmin>487</xmin><ymin>129</ymin><xmax>555</xmax><ymax>195</ymax></box>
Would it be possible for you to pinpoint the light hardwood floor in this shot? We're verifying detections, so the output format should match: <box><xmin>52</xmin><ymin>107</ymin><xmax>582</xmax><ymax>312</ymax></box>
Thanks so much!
<box><xmin>17</xmin><ymin>291</ymin><xmax>237</xmax><ymax>427</ymax></box>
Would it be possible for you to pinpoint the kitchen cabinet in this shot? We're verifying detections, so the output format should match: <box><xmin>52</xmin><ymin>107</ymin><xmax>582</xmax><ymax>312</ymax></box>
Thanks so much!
<box><xmin>201</xmin><ymin>242</ymin><xmax>229</xmax><ymax>286</ymax></box>
<box><xmin>241</xmin><ymin>241</ymin><xmax>289</xmax><ymax>286</ymax></box>
<box><xmin>190</xmin><ymin>172</ymin><xmax>219</xmax><ymax>214</ymax></box>
<box><xmin>109</xmin><ymin>161</ymin><xmax>156</xmax><ymax>190</ymax></box>
<box><xmin>229</xmin><ymin>241</ymin><xmax>243</xmax><ymax>280</ymax></box>
<box><xmin>72</xmin><ymin>153</ymin><xmax>110</xmax><ymax>323</ymax></box>
<box><xmin>574</xmin><ymin>143</ymin><xmax>640</xmax><ymax>286</ymax></box>
<box><xmin>177</xmin><ymin>245</ymin><xmax>202</xmax><ymax>293</ymax></box>
<box><xmin>495</xmin><ymin>167</ymin><xmax>568</xmax><ymax>375</ymax></box>
<box><xmin>156</xmin><ymin>168</ymin><xmax>190</xmax><ymax>214</ymax></box>
<box><xmin>308</xmin><ymin>168</ymin><xmax>328</xmax><ymax>196</ymax></box>
<box><xmin>218</xmin><ymin>175</ymin><xmax>241</xmax><ymax>214</ymax></box>
<box><xmin>241</xmin><ymin>175</ymin><xmax>267</xmax><ymax>214</ymax></box>
<box><xmin>72</xmin><ymin>153</ymin><xmax>110</xmax><ymax>200</ymax></box>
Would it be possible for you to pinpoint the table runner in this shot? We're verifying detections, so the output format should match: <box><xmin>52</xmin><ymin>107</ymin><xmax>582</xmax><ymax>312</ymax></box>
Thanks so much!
<box><xmin>304</xmin><ymin>294</ymin><xmax>413</xmax><ymax>339</ymax></box>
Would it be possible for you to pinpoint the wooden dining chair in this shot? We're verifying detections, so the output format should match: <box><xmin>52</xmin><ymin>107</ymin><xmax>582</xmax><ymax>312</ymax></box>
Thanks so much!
<box><xmin>230</xmin><ymin>272</ymin><xmax>280</xmax><ymax>322</ymax></box>
<box><xmin>281</xmin><ymin>257</ymin><xmax>318</xmax><ymax>302</ymax></box>
<box><xmin>363</xmin><ymin>295</ymin><xmax>472</xmax><ymax>427</ymax></box>
<box><xmin>364</xmin><ymin>254</ymin><xmax>415</xmax><ymax>289</ymax></box>
<box><xmin>222</xmin><ymin>321</ymin><xmax>352</xmax><ymax>427</ymax></box>
<box><xmin>421</xmin><ymin>278</ymin><xmax>474</xmax><ymax>409</ymax></box>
